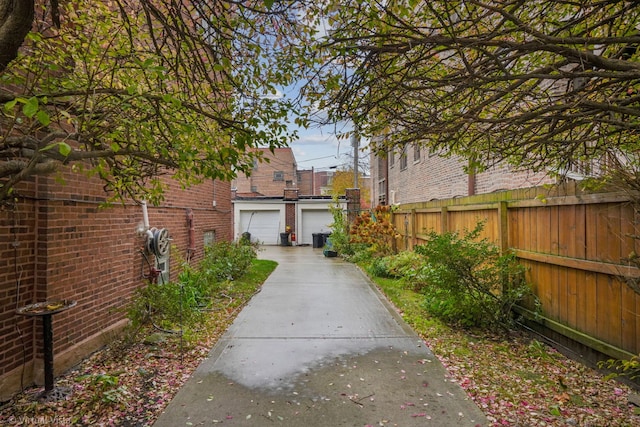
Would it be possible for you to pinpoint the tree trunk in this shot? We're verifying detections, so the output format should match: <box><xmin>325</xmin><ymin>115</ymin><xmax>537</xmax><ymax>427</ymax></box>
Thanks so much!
<box><xmin>0</xmin><ymin>0</ymin><xmax>34</xmax><ymax>73</ymax></box>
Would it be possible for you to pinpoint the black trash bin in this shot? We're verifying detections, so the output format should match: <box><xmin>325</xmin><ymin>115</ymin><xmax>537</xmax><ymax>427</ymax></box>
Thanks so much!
<box><xmin>312</xmin><ymin>233</ymin><xmax>322</xmax><ymax>248</ymax></box>
<box><xmin>321</xmin><ymin>232</ymin><xmax>332</xmax><ymax>247</ymax></box>
<box><xmin>280</xmin><ymin>232</ymin><xmax>291</xmax><ymax>246</ymax></box>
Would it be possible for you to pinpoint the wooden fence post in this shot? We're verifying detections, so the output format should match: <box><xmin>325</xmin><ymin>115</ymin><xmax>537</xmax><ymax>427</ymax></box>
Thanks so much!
<box><xmin>411</xmin><ymin>208</ymin><xmax>417</xmax><ymax>248</ymax></box>
<box><xmin>498</xmin><ymin>201</ymin><xmax>509</xmax><ymax>253</ymax></box>
<box><xmin>441</xmin><ymin>206</ymin><xmax>448</xmax><ymax>234</ymax></box>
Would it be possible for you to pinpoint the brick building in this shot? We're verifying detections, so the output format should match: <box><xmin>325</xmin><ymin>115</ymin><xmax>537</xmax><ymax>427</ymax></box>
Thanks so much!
<box><xmin>0</xmin><ymin>169</ymin><xmax>231</xmax><ymax>400</ymax></box>
<box><xmin>296</xmin><ymin>169</ymin><xmax>335</xmax><ymax>196</ymax></box>
<box><xmin>232</xmin><ymin>148</ymin><xmax>298</xmax><ymax>197</ymax></box>
<box><xmin>231</xmin><ymin>149</ymin><xmax>367</xmax><ymax>245</ymax></box>
<box><xmin>371</xmin><ymin>142</ymin><xmax>554</xmax><ymax>206</ymax></box>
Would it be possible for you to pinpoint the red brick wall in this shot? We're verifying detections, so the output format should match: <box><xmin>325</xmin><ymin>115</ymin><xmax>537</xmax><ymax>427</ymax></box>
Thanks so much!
<box><xmin>297</xmin><ymin>170</ymin><xmax>313</xmax><ymax>195</ymax></box>
<box><xmin>233</xmin><ymin>148</ymin><xmax>297</xmax><ymax>196</ymax></box>
<box><xmin>285</xmin><ymin>203</ymin><xmax>296</xmax><ymax>231</ymax></box>
<box><xmin>0</xmin><ymin>168</ymin><xmax>231</xmax><ymax>399</ymax></box>
<box><xmin>0</xmin><ymin>184</ymin><xmax>38</xmax><ymax>385</ymax></box>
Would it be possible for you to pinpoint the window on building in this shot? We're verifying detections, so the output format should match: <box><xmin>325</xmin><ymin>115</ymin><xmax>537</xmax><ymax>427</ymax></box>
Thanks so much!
<box><xmin>250</xmin><ymin>185</ymin><xmax>257</xmax><ymax>193</ymax></box>
<box><xmin>203</xmin><ymin>230</ymin><xmax>216</xmax><ymax>247</ymax></box>
<box><xmin>378</xmin><ymin>179</ymin><xmax>386</xmax><ymax>205</ymax></box>
<box><xmin>413</xmin><ymin>144</ymin><xmax>421</xmax><ymax>162</ymax></box>
<box><xmin>273</xmin><ymin>171</ymin><xmax>284</xmax><ymax>181</ymax></box>
<box><xmin>377</xmin><ymin>154</ymin><xmax>386</xmax><ymax>173</ymax></box>
<box><xmin>400</xmin><ymin>145</ymin><xmax>408</xmax><ymax>170</ymax></box>
<box><xmin>389</xmin><ymin>149</ymin><xmax>395</xmax><ymax>167</ymax></box>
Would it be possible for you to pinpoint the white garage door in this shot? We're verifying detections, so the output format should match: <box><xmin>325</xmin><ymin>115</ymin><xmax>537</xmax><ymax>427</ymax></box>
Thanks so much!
<box><xmin>239</xmin><ymin>210</ymin><xmax>281</xmax><ymax>245</ymax></box>
<box><xmin>300</xmin><ymin>209</ymin><xmax>334</xmax><ymax>245</ymax></box>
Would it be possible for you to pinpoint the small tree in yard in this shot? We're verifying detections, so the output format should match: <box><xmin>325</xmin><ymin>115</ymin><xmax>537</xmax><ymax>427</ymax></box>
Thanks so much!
<box><xmin>330</xmin><ymin>168</ymin><xmax>371</xmax><ymax>208</ymax></box>
<box><xmin>0</xmin><ymin>1</ymin><xmax>315</xmax><ymax>204</ymax></box>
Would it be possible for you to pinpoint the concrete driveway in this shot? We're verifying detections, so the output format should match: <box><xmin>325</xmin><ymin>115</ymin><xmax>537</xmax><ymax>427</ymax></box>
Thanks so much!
<box><xmin>153</xmin><ymin>245</ymin><xmax>487</xmax><ymax>426</ymax></box>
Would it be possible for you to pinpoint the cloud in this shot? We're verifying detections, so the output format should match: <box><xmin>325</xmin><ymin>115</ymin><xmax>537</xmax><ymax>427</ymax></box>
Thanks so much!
<box><xmin>295</xmin><ymin>132</ymin><xmax>340</xmax><ymax>146</ymax></box>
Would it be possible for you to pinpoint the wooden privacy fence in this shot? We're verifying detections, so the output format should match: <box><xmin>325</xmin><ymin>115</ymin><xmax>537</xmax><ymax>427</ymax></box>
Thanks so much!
<box><xmin>392</xmin><ymin>184</ymin><xmax>640</xmax><ymax>360</ymax></box>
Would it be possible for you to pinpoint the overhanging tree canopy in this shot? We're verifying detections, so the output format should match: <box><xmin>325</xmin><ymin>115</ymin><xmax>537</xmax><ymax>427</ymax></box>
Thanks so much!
<box><xmin>0</xmin><ymin>0</ymin><xmax>314</xmax><ymax>203</ymax></box>
<box><xmin>302</xmin><ymin>0</ymin><xmax>640</xmax><ymax>180</ymax></box>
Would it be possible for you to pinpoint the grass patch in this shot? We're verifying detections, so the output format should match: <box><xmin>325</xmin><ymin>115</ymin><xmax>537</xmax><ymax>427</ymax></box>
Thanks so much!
<box><xmin>239</xmin><ymin>259</ymin><xmax>278</xmax><ymax>290</ymax></box>
<box><xmin>371</xmin><ymin>275</ymin><xmax>448</xmax><ymax>339</ymax></box>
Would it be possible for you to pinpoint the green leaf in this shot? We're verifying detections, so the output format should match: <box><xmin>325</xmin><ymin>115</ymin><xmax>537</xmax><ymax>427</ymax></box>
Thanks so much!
<box><xmin>36</xmin><ymin>110</ymin><xmax>51</xmax><ymax>126</ymax></box>
<box><xmin>42</xmin><ymin>142</ymin><xmax>72</xmax><ymax>156</ymax></box>
<box><xmin>4</xmin><ymin>99</ymin><xmax>17</xmax><ymax>113</ymax></box>
<box><xmin>58</xmin><ymin>142</ymin><xmax>72</xmax><ymax>157</ymax></box>
<box><xmin>22</xmin><ymin>97</ymin><xmax>39</xmax><ymax>118</ymax></box>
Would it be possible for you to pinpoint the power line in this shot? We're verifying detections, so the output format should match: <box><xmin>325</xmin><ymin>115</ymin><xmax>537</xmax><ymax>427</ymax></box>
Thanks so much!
<box><xmin>297</xmin><ymin>154</ymin><xmax>338</xmax><ymax>163</ymax></box>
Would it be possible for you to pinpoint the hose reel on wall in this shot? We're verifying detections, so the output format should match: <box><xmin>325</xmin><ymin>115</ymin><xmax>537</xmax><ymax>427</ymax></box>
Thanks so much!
<box><xmin>147</xmin><ymin>228</ymin><xmax>170</xmax><ymax>258</ymax></box>
<box><xmin>138</xmin><ymin>201</ymin><xmax>172</xmax><ymax>283</ymax></box>
<box><xmin>146</xmin><ymin>227</ymin><xmax>171</xmax><ymax>284</ymax></box>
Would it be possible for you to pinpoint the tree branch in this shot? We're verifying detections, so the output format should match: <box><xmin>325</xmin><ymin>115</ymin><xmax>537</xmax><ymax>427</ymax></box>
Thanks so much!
<box><xmin>0</xmin><ymin>0</ymin><xmax>34</xmax><ymax>72</ymax></box>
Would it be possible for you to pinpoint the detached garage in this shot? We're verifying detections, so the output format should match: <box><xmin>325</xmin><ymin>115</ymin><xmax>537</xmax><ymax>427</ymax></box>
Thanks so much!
<box><xmin>238</xmin><ymin>209</ymin><xmax>282</xmax><ymax>245</ymax></box>
<box><xmin>298</xmin><ymin>206</ymin><xmax>334</xmax><ymax>246</ymax></box>
<box><xmin>233</xmin><ymin>200</ymin><xmax>286</xmax><ymax>245</ymax></box>
<box><xmin>233</xmin><ymin>194</ymin><xmax>346</xmax><ymax>246</ymax></box>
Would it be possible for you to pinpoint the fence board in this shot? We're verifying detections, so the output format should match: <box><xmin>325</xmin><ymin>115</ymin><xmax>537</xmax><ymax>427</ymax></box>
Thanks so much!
<box><xmin>508</xmin><ymin>208</ymin><xmax>519</xmax><ymax>250</ymax></box>
<box><xmin>558</xmin><ymin>205</ymin><xmax>573</xmax><ymax>257</ymax></box>
<box><xmin>548</xmin><ymin>265</ymin><xmax>560</xmax><ymax>320</ymax></box>
<box><xmin>575</xmin><ymin>204</ymin><xmax>587</xmax><ymax>260</ymax></box>
<box><xmin>550</xmin><ymin>205</ymin><xmax>560</xmax><ymax>255</ymax></box>
<box><xmin>605</xmin><ymin>204</ymin><xmax>622</xmax><ymax>264</ymax></box>
<box><xmin>621</xmin><ymin>282</ymin><xmax>638</xmax><ymax>354</ymax></box>
<box><xmin>585</xmin><ymin>205</ymin><xmax>599</xmax><ymax>261</ymax></box>
<box><xmin>581</xmin><ymin>272</ymin><xmax>598</xmax><ymax>335</ymax></box>
<box><xmin>596</xmin><ymin>275</ymin><xmax>622</xmax><ymax>348</ymax></box>
<box><xmin>527</xmin><ymin>206</ymin><xmax>536</xmax><ymax>253</ymax></box>
<box><xmin>619</xmin><ymin>204</ymin><xmax>636</xmax><ymax>262</ymax></box>
<box><xmin>392</xmin><ymin>187</ymin><xmax>640</xmax><ymax>358</ymax></box>
<box><xmin>537</xmin><ymin>207</ymin><xmax>550</xmax><ymax>254</ymax></box>
<box><xmin>566</xmin><ymin>267</ymin><xmax>578</xmax><ymax>326</ymax></box>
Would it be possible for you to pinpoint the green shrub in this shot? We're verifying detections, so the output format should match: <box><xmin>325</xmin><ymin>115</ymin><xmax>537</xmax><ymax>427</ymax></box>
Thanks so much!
<box><xmin>126</xmin><ymin>241</ymin><xmax>257</xmax><ymax>338</ymax></box>
<box><xmin>346</xmin><ymin>245</ymin><xmax>376</xmax><ymax>263</ymax></box>
<box><xmin>194</xmin><ymin>241</ymin><xmax>257</xmax><ymax>282</ymax></box>
<box><xmin>366</xmin><ymin>251</ymin><xmax>426</xmax><ymax>281</ymax></box>
<box><xmin>127</xmin><ymin>280</ymin><xmax>206</xmax><ymax>334</ymax></box>
<box><xmin>328</xmin><ymin>198</ymin><xmax>354</xmax><ymax>256</ymax></box>
<box><xmin>599</xmin><ymin>354</ymin><xmax>640</xmax><ymax>381</ymax></box>
<box><xmin>367</xmin><ymin>256</ymin><xmax>393</xmax><ymax>277</ymax></box>
<box><xmin>414</xmin><ymin>222</ymin><xmax>533</xmax><ymax>330</ymax></box>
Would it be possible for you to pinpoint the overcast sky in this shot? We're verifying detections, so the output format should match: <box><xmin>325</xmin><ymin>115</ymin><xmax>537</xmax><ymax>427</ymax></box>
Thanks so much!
<box><xmin>290</xmin><ymin>123</ymin><xmax>351</xmax><ymax>171</ymax></box>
